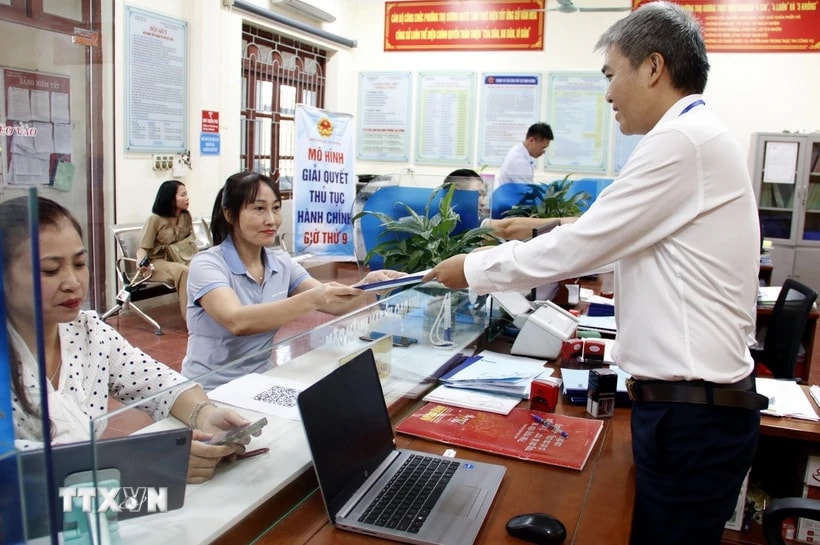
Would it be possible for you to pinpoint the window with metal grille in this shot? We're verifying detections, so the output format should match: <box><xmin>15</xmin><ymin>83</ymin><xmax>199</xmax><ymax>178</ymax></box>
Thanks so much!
<box><xmin>241</xmin><ymin>25</ymin><xmax>327</xmax><ymax>199</ymax></box>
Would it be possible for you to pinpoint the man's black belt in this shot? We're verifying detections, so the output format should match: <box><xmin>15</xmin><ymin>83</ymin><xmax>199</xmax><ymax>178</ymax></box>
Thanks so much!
<box><xmin>626</xmin><ymin>374</ymin><xmax>769</xmax><ymax>410</ymax></box>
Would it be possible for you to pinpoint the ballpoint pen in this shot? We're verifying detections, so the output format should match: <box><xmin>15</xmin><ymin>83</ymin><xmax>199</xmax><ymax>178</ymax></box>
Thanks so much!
<box><xmin>530</xmin><ymin>414</ymin><xmax>569</xmax><ymax>438</ymax></box>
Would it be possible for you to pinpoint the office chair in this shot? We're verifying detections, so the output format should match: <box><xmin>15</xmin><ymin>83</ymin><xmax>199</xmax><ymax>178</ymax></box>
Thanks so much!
<box><xmin>763</xmin><ymin>497</ymin><xmax>820</xmax><ymax>545</ymax></box>
<box><xmin>100</xmin><ymin>223</ymin><xmax>177</xmax><ymax>335</ymax></box>
<box><xmin>753</xmin><ymin>278</ymin><xmax>818</xmax><ymax>381</ymax></box>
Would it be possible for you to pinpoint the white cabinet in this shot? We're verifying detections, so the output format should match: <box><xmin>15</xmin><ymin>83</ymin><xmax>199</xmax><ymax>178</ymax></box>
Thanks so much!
<box><xmin>752</xmin><ymin>132</ymin><xmax>820</xmax><ymax>292</ymax></box>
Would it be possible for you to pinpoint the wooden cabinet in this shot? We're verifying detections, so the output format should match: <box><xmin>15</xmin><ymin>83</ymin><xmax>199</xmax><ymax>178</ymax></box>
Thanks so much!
<box><xmin>752</xmin><ymin>132</ymin><xmax>820</xmax><ymax>293</ymax></box>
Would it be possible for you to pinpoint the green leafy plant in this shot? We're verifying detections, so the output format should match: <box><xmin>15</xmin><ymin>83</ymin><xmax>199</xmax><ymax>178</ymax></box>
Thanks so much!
<box><xmin>502</xmin><ymin>174</ymin><xmax>591</xmax><ymax>218</ymax></box>
<box><xmin>353</xmin><ymin>184</ymin><xmax>498</xmax><ymax>273</ymax></box>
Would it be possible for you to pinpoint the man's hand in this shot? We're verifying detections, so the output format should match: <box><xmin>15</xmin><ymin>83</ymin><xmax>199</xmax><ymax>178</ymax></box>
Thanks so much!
<box><xmin>423</xmin><ymin>254</ymin><xmax>469</xmax><ymax>289</ymax></box>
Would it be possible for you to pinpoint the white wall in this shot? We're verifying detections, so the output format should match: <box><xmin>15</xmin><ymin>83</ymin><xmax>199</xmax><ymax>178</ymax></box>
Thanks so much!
<box><xmin>109</xmin><ymin>0</ymin><xmax>820</xmax><ymax>221</ymax></box>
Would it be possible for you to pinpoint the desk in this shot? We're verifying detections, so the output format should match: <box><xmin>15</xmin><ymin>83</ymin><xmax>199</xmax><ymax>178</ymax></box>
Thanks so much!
<box><xmin>100</xmin><ymin>286</ymin><xmax>820</xmax><ymax>545</ymax></box>
<box><xmin>107</xmin><ymin>286</ymin><xmax>489</xmax><ymax>545</ymax></box>
<box><xmin>252</xmin><ymin>391</ymin><xmax>636</xmax><ymax>545</ymax></box>
<box><xmin>251</xmin><ymin>379</ymin><xmax>820</xmax><ymax>545</ymax></box>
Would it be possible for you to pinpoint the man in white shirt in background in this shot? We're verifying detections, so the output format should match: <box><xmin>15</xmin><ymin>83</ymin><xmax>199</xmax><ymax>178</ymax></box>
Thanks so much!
<box><xmin>495</xmin><ymin>122</ymin><xmax>553</xmax><ymax>186</ymax></box>
<box><xmin>425</xmin><ymin>3</ymin><xmax>767</xmax><ymax>545</ymax></box>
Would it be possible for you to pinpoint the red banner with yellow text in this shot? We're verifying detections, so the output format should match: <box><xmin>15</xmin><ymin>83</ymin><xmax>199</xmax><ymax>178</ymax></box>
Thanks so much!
<box><xmin>384</xmin><ymin>0</ymin><xmax>545</xmax><ymax>52</ymax></box>
<box><xmin>634</xmin><ymin>0</ymin><xmax>820</xmax><ymax>52</ymax></box>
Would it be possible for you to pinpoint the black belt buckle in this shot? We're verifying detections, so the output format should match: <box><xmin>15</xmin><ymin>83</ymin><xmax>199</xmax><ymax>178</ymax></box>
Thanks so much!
<box><xmin>626</xmin><ymin>377</ymin><xmax>638</xmax><ymax>401</ymax></box>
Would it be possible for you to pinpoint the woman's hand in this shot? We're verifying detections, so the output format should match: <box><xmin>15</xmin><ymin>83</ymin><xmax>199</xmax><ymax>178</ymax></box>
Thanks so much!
<box><xmin>308</xmin><ymin>281</ymin><xmax>364</xmax><ymax>311</ymax></box>
<box><xmin>187</xmin><ymin>430</ymin><xmax>243</xmax><ymax>484</ymax></box>
<box><xmin>196</xmin><ymin>406</ymin><xmax>252</xmax><ymax>439</ymax></box>
<box><xmin>355</xmin><ymin>269</ymin><xmax>406</xmax><ymax>287</ymax></box>
<box><xmin>185</xmin><ymin>407</ymin><xmax>265</xmax><ymax>483</ymax></box>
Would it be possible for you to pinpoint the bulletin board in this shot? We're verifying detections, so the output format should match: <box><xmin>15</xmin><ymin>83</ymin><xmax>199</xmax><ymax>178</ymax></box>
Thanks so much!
<box><xmin>544</xmin><ymin>72</ymin><xmax>609</xmax><ymax>173</ymax></box>
<box><xmin>1</xmin><ymin>67</ymin><xmax>73</xmax><ymax>187</ymax></box>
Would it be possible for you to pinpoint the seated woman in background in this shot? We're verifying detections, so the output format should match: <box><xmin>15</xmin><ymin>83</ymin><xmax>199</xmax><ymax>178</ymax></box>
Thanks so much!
<box><xmin>137</xmin><ymin>180</ymin><xmax>195</xmax><ymax>320</ymax></box>
<box><xmin>182</xmin><ymin>171</ymin><xmax>404</xmax><ymax>390</ymax></box>
<box><xmin>444</xmin><ymin>168</ymin><xmax>577</xmax><ymax>241</ymax></box>
<box><xmin>1</xmin><ymin>196</ymin><xmax>251</xmax><ymax>484</ymax></box>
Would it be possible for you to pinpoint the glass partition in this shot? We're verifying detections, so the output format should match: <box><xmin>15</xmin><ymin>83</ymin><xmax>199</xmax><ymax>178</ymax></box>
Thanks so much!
<box><xmin>80</xmin><ymin>283</ymin><xmax>488</xmax><ymax>544</ymax></box>
<box><xmin>1</xmin><ymin>189</ymin><xmax>58</xmax><ymax>544</ymax></box>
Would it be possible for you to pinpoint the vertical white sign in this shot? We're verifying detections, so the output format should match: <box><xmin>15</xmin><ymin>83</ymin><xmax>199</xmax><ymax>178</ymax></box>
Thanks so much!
<box><xmin>293</xmin><ymin>105</ymin><xmax>355</xmax><ymax>257</ymax></box>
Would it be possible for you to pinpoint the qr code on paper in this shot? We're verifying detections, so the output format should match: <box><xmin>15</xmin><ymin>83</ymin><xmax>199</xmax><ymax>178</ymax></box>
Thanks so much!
<box><xmin>253</xmin><ymin>385</ymin><xmax>299</xmax><ymax>407</ymax></box>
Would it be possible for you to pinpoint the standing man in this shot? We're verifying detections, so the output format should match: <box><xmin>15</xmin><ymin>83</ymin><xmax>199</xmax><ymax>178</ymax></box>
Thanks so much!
<box><xmin>495</xmin><ymin>122</ymin><xmax>553</xmax><ymax>186</ymax></box>
<box><xmin>425</xmin><ymin>3</ymin><xmax>767</xmax><ymax>544</ymax></box>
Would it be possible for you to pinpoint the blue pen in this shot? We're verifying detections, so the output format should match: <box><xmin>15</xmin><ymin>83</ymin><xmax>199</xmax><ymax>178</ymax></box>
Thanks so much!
<box><xmin>530</xmin><ymin>414</ymin><xmax>569</xmax><ymax>438</ymax></box>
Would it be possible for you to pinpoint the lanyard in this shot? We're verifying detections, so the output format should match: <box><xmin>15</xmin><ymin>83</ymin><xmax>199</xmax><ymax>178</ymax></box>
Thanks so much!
<box><xmin>679</xmin><ymin>99</ymin><xmax>705</xmax><ymax>116</ymax></box>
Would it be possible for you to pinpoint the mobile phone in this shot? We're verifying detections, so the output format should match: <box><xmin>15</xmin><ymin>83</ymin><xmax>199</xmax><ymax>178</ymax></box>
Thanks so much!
<box><xmin>205</xmin><ymin>417</ymin><xmax>268</xmax><ymax>445</ymax></box>
<box><xmin>359</xmin><ymin>331</ymin><xmax>418</xmax><ymax>347</ymax></box>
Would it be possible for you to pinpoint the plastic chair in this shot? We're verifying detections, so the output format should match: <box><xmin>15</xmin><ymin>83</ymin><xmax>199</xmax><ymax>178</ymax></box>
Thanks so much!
<box><xmin>100</xmin><ymin>223</ymin><xmax>176</xmax><ymax>335</ymax></box>
<box><xmin>753</xmin><ymin>278</ymin><xmax>818</xmax><ymax>380</ymax></box>
<box><xmin>763</xmin><ymin>497</ymin><xmax>820</xmax><ymax>544</ymax></box>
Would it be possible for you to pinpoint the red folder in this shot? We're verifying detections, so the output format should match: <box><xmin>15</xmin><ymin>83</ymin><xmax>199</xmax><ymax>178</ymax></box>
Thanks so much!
<box><xmin>395</xmin><ymin>403</ymin><xmax>604</xmax><ymax>471</ymax></box>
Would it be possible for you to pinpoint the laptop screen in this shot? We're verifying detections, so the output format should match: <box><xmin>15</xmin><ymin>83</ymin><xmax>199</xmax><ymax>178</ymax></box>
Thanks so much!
<box><xmin>298</xmin><ymin>349</ymin><xmax>396</xmax><ymax>522</ymax></box>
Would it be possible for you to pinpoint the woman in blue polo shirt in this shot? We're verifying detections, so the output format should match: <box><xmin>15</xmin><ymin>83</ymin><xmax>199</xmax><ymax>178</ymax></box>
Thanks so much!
<box><xmin>182</xmin><ymin>172</ymin><xmax>403</xmax><ymax>390</ymax></box>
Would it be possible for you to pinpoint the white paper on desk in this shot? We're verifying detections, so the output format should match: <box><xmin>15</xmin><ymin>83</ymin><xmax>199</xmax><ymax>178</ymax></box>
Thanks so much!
<box><xmin>445</xmin><ymin>350</ymin><xmax>548</xmax><ymax>382</ymax></box>
<box><xmin>208</xmin><ymin>373</ymin><xmax>309</xmax><ymax>421</ymax></box>
<box><xmin>577</xmin><ymin>314</ymin><xmax>617</xmax><ymax>332</ymax></box>
<box><xmin>756</xmin><ymin>378</ymin><xmax>820</xmax><ymax>421</ymax></box>
<box><xmin>423</xmin><ymin>385</ymin><xmax>521</xmax><ymax>415</ymax></box>
<box><xmin>560</xmin><ymin>365</ymin><xmax>629</xmax><ymax>393</ymax></box>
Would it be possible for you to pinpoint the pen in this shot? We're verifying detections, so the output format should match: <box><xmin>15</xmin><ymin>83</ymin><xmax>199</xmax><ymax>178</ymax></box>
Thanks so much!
<box><xmin>530</xmin><ymin>414</ymin><xmax>569</xmax><ymax>438</ymax></box>
<box><xmin>236</xmin><ymin>447</ymin><xmax>270</xmax><ymax>460</ymax></box>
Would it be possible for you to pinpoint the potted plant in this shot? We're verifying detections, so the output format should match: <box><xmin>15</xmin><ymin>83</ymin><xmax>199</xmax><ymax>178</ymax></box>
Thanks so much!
<box><xmin>352</xmin><ymin>184</ymin><xmax>498</xmax><ymax>274</ymax></box>
<box><xmin>502</xmin><ymin>174</ymin><xmax>591</xmax><ymax>219</ymax></box>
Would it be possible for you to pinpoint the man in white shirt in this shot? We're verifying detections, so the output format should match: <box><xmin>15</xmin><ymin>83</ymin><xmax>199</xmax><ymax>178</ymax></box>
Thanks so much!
<box><xmin>495</xmin><ymin>122</ymin><xmax>553</xmax><ymax>186</ymax></box>
<box><xmin>425</xmin><ymin>3</ymin><xmax>767</xmax><ymax>545</ymax></box>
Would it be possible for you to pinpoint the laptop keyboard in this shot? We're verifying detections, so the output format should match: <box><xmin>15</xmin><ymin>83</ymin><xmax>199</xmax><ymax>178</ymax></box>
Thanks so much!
<box><xmin>359</xmin><ymin>454</ymin><xmax>460</xmax><ymax>533</ymax></box>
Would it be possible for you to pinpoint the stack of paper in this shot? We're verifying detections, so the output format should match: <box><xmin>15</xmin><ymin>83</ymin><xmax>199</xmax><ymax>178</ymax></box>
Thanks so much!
<box><xmin>423</xmin><ymin>385</ymin><xmax>523</xmax><ymax>415</ymax></box>
<box><xmin>757</xmin><ymin>286</ymin><xmax>781</xmax><ymax>308</ymax></box>
<box><xmin>756</xmin><ymin>378</ymin><xmax>819</xmax><ymax>421</ymax></box>
<box><xmin>439</xmin><ymin>350</ymin><xmax>549</xmax><ymax>398</ymax></box>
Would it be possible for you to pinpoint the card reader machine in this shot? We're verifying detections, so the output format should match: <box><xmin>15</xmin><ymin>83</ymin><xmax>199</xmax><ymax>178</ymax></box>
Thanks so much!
<box><xmin>491</xmin><ymin>292</ymin><xmax>579</xmax><ymax>360</ymax></box>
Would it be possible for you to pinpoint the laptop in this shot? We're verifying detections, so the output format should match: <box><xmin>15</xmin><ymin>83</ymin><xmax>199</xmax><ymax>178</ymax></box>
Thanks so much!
<box><xmin>298</xmin><ymin>349</ymin><xmax>506</xmax><ymax>545</ymax></box>
<box><xmin>19</xmin><ymin>427</ymin><xmax>192</xmax><ymax>538</ymax></box>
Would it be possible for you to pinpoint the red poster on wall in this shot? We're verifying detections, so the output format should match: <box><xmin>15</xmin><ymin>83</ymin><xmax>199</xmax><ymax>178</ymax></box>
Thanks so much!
<box><xmin>633</xmin><ymin>0</ymin><xmax>820</xmax><ymax>52</ymax></box>
<box><xmin>201</xmin><ymin>110</ymin><xmax>219</xmax><ymax>133</ymax></box>
<box><xmin>384</xmin><ymin>0</ymin><xmax>545</xmax><ymax>51</ymax></box>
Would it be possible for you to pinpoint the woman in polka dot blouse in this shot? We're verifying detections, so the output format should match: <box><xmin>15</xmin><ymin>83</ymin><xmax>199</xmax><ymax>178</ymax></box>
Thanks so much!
<box><xmin>1</xmin><ymin>196</ymin><xmax>253</xmax><ymax>484</ymax></box>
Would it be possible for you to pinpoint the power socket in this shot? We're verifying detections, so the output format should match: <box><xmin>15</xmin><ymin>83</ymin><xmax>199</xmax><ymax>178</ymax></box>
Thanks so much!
<box><xmin>152</xmin><ymin>154</ymin><xmax>175</xmax><ymax>171</ymax></box>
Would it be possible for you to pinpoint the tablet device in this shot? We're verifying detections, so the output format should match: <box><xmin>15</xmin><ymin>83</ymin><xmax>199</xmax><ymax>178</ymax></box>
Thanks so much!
<box><xmin>355</xmin><ymin>269</ymin><xmax>432</xmax><ymax>292</ymax></box>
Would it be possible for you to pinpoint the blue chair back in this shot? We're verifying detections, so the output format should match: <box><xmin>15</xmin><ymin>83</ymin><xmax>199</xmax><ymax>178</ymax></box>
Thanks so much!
<box><xmin>490</xmin><ymin>178</ymin><xmax>614</xmax><ymax>219</ymax></box>
<box><xmin>359</xmin><ymin>186</ymin><xmax>479</xmax><ymax>269</ymax></box>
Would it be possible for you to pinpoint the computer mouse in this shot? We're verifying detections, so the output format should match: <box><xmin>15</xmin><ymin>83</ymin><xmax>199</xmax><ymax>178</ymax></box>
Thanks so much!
<box><xmin>505</xmin><ymin>512</ymin><xmax>567</xmax><ymax>545</ymax></box>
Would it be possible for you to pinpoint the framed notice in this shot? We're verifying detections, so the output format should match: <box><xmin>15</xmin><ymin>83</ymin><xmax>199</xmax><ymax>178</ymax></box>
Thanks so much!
<box><xmin>478</xmin><ymin>74</ymin><xmax>541</xmax><ymax>167</ymax></box>
<box><xmin>357</xmin><ymin>72</ymin><xmax>411</xmax><ymax>162</ymax></box>
<box><xmin>124</xmin><ymin>7</ymin><xmax>188</xmax><ymax>152</ymax></box>
<box><xmin>763</xmin><ymin>141</ymin><xmax>799</xmax><ymax>184</ymax></box>
<box><xmin>415</xmin><ymin>72</ymin><xmax>476</xmax><ymax>165</ymax></box>
<box><xmin>545</xmin><ymin>72</ymin><xmax>609</xmax><ymax>173</ymax></box>
<box><xmin>1</xmin><ymin>67</ymin><xmax>72</xmax><ymax>186</ymax></box>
